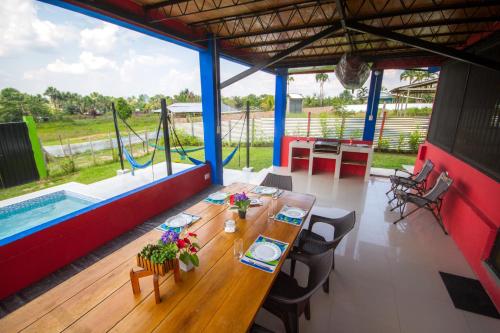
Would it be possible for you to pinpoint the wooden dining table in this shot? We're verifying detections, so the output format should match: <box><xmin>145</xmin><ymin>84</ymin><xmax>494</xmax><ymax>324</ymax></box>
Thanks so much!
<box><xmin>0</xmin><ymin>182</ymin><xmax>315</xmax><ymax>333</ymax></box>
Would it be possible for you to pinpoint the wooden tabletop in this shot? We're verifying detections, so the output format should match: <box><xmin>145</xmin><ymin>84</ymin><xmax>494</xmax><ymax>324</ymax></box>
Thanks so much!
<box><xmin>0</xmin><ymin>182</ymin><xmax>315</xmax><ymax>333</ymax></box>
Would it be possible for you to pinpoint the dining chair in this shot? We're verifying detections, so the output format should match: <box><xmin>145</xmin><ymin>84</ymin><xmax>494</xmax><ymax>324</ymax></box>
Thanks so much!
<box><xmin>290</xmin><ymin>211</ymin><xmax>355</xmax><ymax>293</ymax></box>
<box><xmin>260</xmin><ymin>173</ymin><xmax>293</xmax><ymax>191</ymax></box>
<box><xmin>262</xmin><ymin>250</ymin><xmax>333</xmax><ymax>333</ymax></box>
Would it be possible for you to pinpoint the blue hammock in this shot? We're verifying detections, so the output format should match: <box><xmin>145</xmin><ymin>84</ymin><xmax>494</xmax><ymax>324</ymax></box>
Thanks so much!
<box><xmin>188</xmin><ymin>145</ymin><xmax>240</xmax><ymax>167</ymax></box>
<box><xmin>121</xmin><ymin>142</ymin><xmax>152</xmax><ymax>175</ymax></box>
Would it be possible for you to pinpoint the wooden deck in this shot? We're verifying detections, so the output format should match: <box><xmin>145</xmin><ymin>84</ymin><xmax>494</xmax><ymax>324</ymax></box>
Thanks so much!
<box><xmin>0</xmin><ymin>182</ymin><xmax>315</xmax><ymax>332</ymax></box>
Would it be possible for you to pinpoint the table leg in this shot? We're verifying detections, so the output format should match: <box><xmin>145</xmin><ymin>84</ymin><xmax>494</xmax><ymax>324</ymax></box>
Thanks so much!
<box><xmin>173</xmin><ymin>260</ymin><xmax>181</xmax><ymax>283</ymax></box>
<box><xmin>130</xmin><ymin>268</ymin><xmax>152</xmax><ymax>294</ymax></box>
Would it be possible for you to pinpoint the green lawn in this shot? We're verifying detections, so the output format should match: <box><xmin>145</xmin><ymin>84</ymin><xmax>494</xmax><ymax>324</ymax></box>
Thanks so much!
<box><xmin>37</xmin><ymin>114</ymin><xmax>161</xmax><ymax>145</ymax></box>
<box><xmin>0</xmin><ymin>147</ymin><xmax>414</xmax><ymax>201</ymax></box>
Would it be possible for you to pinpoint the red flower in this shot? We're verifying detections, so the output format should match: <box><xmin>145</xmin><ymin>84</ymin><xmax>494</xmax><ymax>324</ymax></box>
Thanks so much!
<box><xmin>229</xmin><ymin>194</ymin><xmax>235</xmax><ymax>205</ymax></box>
<box><xmin>183</xmin><ymin>237</ymin><xmax>191</xmax><ymax>244</ymax></box>
<box><xmin>177</xmin><ymin>239</ymin><xmax>186</xmax><ymax>249</ymax></box>
<box><xmin>189</xmin><ymin>246</ymin><xmax>198</xmax><ymax>253</ymax></box>
<box><xmin>188</xmin><ymin>232</ymin><xmax>197</xmax><ymax>237</ymax></box>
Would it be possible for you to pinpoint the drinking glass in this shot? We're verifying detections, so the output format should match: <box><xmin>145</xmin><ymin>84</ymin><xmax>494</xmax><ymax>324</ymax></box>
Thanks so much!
<box><xmin>234</xmin><ymin>238</ymin><xmax>244</xmax><ymax>259</ymax></box>
<box><xmin>268</xmin><ymin>193</ymin><xmax>278</xmax><ymax>219</ymax></box>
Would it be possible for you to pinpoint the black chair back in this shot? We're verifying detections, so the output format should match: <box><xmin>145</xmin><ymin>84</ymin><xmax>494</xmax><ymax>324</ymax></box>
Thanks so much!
<box><xmin>260</xmin><ymin>173</ymin><xmax>293</xmax><ymax>191</ymax></box>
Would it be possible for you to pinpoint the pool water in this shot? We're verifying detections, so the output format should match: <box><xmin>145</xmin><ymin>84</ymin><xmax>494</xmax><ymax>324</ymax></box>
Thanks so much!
<box><xmin>0</xmin><ymin>191</ymin><xmax>99</xmax><ymax>245</ymax></box>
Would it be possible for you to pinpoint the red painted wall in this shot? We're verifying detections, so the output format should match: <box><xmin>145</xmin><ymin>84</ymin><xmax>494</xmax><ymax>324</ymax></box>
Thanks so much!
<box><xmin>0</xmin><ymin>164</ymin><xmax>211</xmax><ymax>299</ymax></box>
<box><xmin>416</xmin><ymin>142</ymin><xmax>500</xmax><ymax>309</ymax></box>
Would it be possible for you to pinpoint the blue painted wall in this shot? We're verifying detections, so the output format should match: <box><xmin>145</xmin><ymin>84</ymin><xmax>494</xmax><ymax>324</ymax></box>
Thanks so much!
<box><xmin>363</xmin><ymin>70</ymin><xmax>384</xmax><ymax>141</ymax></box>
<box><xmin>273</xmin><ymin>69</ymin><xmax>288</xmax><ymax>166</ymax></box>
<box><xmin>199</xmin><ymin>37</ymin><xmax>223</xmax><ymax>184</ymax></box>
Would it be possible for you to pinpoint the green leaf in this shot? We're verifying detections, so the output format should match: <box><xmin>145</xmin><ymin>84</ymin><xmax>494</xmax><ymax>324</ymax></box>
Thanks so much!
<box><xmin>192</xmin><ymin>242</ymin><xmax>201</xmax><ymax>249</ymax></box>
<box><xmin>190</xmin><ymin>254</ymin><xmax>200</xmax><ymax>267</ymax></box>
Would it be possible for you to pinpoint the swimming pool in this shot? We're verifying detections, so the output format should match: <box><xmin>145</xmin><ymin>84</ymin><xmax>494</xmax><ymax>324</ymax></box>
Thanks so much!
<box><xmin>0</xmin><ymin>191</ymin><xmax>99</xmax><ymax>246</ymax></box>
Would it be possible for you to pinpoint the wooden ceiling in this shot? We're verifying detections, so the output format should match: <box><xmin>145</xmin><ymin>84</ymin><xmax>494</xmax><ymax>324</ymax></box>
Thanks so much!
<box><xmin>55</xmin><ymin>1</ymin><xmax>500</xmax><ymax>69</ymax></box>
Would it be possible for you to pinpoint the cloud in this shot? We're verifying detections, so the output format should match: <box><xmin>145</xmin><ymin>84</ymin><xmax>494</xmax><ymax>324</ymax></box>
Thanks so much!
<box><xmin>46</xmin><ymin>51</ymin><xmax>117</xmax><ymax>75</ymax></box>
<box><xmin>0</xmin><ymin>0</ymin><xmax>75</xmax><ymax>56</ymax></box>
<box><xmin>119</xmin><ymin>51</ymin><xmax>179</xmax><ymax>82</ymax></box>
<box><xmin>80</xmin><ymin>23</ymin><xmax>119</xmax><ymax>53</ymax></box>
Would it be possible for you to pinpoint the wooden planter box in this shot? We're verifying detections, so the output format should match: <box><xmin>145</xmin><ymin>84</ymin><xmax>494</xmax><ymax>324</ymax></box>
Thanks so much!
<box><xmin>131</xmin><ymin>255</ymin><xmax>181</xmax><ymax>304</ymax></box>
<box><xmin>136</xmin><ymin>255</ymin><xmax>177</xmax><ymax>276</ymax></box>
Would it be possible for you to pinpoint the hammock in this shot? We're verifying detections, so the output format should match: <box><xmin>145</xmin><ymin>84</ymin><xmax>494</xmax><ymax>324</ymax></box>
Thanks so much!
<box><xmin>187</xmin><ymin>144</ymin><xmax>240</xmax><ymax>166</ymax></box>
<box><xmin>120</xmin><ymin>139</ymin><xmax>152</xmax><ymax>175</ymax></box>
<box><xmin>148</xmin><ymin>143</ymin><xmax>204</xmax><ymax>154</ymax></box>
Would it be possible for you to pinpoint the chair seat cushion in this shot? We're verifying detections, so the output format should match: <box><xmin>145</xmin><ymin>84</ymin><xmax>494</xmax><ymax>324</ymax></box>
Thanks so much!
<box><xmin>297</xmin><ymin>229</ymin><xmax>329</xmax><ymax>254</ymax></box>
<box><xmin>390</xmin><ymin>175</ymin><xmax>417</xmax><ymax>187</ymax></box>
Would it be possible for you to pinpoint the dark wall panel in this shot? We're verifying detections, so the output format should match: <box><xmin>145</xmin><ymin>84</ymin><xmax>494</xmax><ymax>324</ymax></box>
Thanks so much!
<box><xmin>0</xmin><ymin>122</ymin><xmax>39</xmax><ymax>188</ymax></box>
<box><xmin>427</xmin><ymin>38</ymin><xmax>500</xmax><ymax>181</ymax></box>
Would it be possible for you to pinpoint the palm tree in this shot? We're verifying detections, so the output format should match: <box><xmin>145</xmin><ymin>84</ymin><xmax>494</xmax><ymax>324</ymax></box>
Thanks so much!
<box><xmin>315</xmin><ymin>73</ymin><xmax>329</xmax><ymax>106</ymax></box>
<box><xmin>287</xmin><ymin>75</ymin><xmax>294</xmax><ymax>92</ymax></box>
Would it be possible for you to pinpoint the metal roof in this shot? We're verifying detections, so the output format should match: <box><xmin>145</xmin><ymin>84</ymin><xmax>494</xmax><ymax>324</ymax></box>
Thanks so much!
<box><xmin>152</xmin><ymin>102</ymin><xmax>239</xmax><ymax>113</ymax></box>
<box><xmin>44</xmin><ymin>1</ymin><xmax>500</xmax><ymax>71</ymax></box>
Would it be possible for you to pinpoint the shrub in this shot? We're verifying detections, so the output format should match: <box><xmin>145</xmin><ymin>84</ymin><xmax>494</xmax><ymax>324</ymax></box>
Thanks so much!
<box><xmin>397</xmin><ymin>133</ymin><xmax>406</xmax><ymax>152</ymax></box>
<box><xmin>377</xmin><ymin>137</ymin><xmax>390</xmax><ymax>151</ymax></box>
<box><xmin>60</xmin><ymin>158</ymin><xmax>76</xmax><ymax>174</ymax></box>
<box><xmin>319</xmin><ymin>112</ymin><xmax>331</xmax><ymax>137</ymax></box>
<box><xmin>114</xmin><ymin>98</ymin><xmax>132</xmax><ymax>120</ymax></box>
<box><xmin>408</xmin><ymin>129</ymin><xmax>422</xmax><ymax>153</ymax></box>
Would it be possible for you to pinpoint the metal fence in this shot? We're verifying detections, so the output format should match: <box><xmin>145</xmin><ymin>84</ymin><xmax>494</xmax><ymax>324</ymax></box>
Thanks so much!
<box><xmin>164</xmin><ymin>116</ymin><xmax>430</xmax><ymax>151</ymax></box>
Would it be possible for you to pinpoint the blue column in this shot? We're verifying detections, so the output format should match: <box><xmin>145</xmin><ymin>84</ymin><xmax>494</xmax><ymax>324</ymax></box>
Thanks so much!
<box><xmin>273</xmin><ymin>69</ymin><xmax>288</xmax><ymax>166</ymax></box>
<box><xmin>363</xmin><ymin>69</ymin><xmax>384</xmax><ymax>141</ymax></box>
<box><xmin>199</xmin><ymin>36</ymin><xmax>223</xmax><ymax>184</ymax></box>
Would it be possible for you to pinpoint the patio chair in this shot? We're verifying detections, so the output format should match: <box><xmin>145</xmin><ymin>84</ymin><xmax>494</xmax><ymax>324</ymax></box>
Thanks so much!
<box><xmin>290</xmin><ymin>211</ymin><xmax>356</xmax><ymax>294</ymax></box>
<box><xmin>260</xmin><ymin>173</ymin><xmax>293</xmax><ymax>191</ymax></box>
<box><xmin>262</xmin><ymin>250</ymin><xmax>333</xmax><ymax>333</ymax></box>
<box><xmin>392</xmin><ymin>171</ymin><xmax>453</xmax><ymax>234</ymax></box>
<box><xmin>386</xmin><ymin>159</ymin><xmax>434</xmax><ymax>203</ymax></box>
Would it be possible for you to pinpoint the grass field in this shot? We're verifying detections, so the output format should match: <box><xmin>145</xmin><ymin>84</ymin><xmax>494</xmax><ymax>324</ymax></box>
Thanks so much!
<box><xmin>37</xmin><ymin>114</ymin><xmax>161</xmax><ymax>145</ymax></box>
<box><xmin>0</xmin><ymin>145</ymin><xmax>415</xmax><ymax>201</ymax></box>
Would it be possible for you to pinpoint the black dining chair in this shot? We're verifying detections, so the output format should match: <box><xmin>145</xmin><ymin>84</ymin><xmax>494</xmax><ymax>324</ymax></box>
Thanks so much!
<box><xmin>262</xmin><ymin>251</ymin><xmax>333</xmax><ymax>333</ymax></box>
<box><xmin>290</xmin><ymin>211</ymin><xmax>355</xmax><ymax>293</ymax></box>
<box><xmin>260</xmin><ymin>173</ymin><xmax>293</xmax><ymax>191</ymax></box>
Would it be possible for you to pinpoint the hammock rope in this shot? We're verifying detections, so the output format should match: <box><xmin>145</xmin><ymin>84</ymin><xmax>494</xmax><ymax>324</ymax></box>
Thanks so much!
<box><xmin>168</xmin><ymin>112</ymin><xmax>246</xmax><ymax>167</ymax></box>
<box><xmin>118</xmin><ymin>112</ymin><xmax>163</xmax><ymax>175</ymax></box>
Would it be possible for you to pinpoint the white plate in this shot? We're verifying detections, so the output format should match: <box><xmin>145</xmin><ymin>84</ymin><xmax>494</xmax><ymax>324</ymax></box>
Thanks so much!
<box><xmin>282</xmin><ymin>207</ymin><xmax>306</xmax><ymax>219</ymax></box>
<box><xmin>164</xmin><ymin>214</ymin><xmax>191</xmax><ymax>228</ymax></box>
<box><xmin>260</xmin><ymin>187</ymin><xmax>278</xmax><ymax>195</ymax></box>
<box><xmin>250</xmin><ymin>198</ymin><xmax>263</xmax><ymax>206</ymax></box>
<box><xmin>208</xmin><ymin>192</ymin><xmax>227</xmax><ymax>201</ymax></box>
<box><xmin>250</xmin><ymin>242</ymin><xmax>282</xmax><ymax>262</ymax></box>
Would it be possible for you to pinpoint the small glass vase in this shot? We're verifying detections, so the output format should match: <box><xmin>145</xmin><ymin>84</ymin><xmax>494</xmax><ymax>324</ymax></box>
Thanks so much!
<box><xmin>238</xmin><ymin>209</ymin><xmax>247</xmax><ymax>219</ymax></box>
<box><xmin>179</xmin><ymin>260</ymin><xmax>194</xmax><ymax>272</ymax></box>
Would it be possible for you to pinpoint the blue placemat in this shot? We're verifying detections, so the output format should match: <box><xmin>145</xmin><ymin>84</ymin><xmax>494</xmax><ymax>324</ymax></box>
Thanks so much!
<box><xmin>274</xmin><ymin>205</ymin><xmax>306</xmax><ymax>226</ymax></box>
<box><xmin>240</xmin><ymin>235</ymin><xmax>289</xmax><ymax>273</ymax></box>
<box><xmin>156</xmin><ymin>213</ymin><xmax>201</xmax><ymax>233</ymax></box>
<box><xmin>203</xmin><ymin>192</ymin><xmax>228</xmax><ymax>205</ymax></box>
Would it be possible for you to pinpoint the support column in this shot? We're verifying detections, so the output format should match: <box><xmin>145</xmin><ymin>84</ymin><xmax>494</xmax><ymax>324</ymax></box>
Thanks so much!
<box><xmin>363</xmin><ymin>69</ymin><xmax>384</xmax><ymax>141</ymax></box>
<box><xmin>273</xmin><ymin>69</ymin><xmax>288</xmax><ymax>166</ymax></box>
<box><xmin>199</xmin><ymin>36</ymin><xmax>223</xmax><ymax>184</ymax></box>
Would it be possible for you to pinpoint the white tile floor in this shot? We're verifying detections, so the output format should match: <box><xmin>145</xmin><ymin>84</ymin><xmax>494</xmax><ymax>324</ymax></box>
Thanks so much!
<box><xmin>253</xmin><ymin>168</ymin><xmax>500</xmax><ymax>333</ymax></box>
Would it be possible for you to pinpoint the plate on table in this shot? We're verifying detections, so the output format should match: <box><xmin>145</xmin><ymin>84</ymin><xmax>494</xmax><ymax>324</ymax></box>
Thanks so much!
<box><xmin>249</xmin><ymin>242</ymin><xmax>282</xmax><ymax>262</ymax></box>
<box><xmin>260</xmin><ymin>187</ymin><xmax>278</xmax><ymax>195</ymax></box>
<box><xmin>282</xmin><ymin>207</ymin><xmax>306</xmax><ymax>219</ymax></box>
<box><xmin>250</xmin><ymin>198</ymin><xmax>263</xmax><ymax>206</ymax></box>
<box><xmin>208</xmin><ymin>192</ymin><xmax>227</xmax><ymax>201</ymax></box>
<box><xmin>164</xmin><ymin>214</ymin><xmax>191</xmax><ymax>228</ymax></box>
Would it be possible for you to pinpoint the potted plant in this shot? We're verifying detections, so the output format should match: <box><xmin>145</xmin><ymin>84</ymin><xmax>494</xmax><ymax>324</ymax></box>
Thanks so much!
<box><xmin>230</xmin><ymin>192</ymin><xmax>251</xmax><ymax>219</ymax></box>
<box><xmin>137</xmin><ymin>230</ymin><xmax>179</xmax><ymax>276</ymax></box>
<box><xmin>177</xmin><ymin>232</ymin><xmax>200</xmax><ymax>272</ymax></box>
<box><xmin>137</xmin><ymin>230</ymin><xmax>200</xmax><ymax>274</ymax></box>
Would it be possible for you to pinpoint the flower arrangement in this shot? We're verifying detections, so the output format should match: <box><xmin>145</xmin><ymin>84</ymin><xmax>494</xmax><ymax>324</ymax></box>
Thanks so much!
<box><xmin>230</xmin><ymin>192</ymin><xmax>251</xmax><ymax>218</ymax></box>
<box><xmin>138</xmin><ymin>230</ymin><xmax>200</xmax><ymax>271</ymax></box>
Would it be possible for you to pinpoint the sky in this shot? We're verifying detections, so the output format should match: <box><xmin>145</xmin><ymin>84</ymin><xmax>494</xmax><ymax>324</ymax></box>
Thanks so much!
<box><xmin>0</xmin><ymin>0</ymin><xmax>404</xmax><ymax>98</ymax></box>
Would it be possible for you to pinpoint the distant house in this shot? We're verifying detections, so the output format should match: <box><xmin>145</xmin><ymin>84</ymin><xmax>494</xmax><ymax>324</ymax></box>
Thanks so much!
<box><xmin>287</xmin><ymin>93</ymin><xmax>303</xmax><ymax>113</ymax></box>
<box><xmin>152</xmin><ymin>102</ymin><xmax>239</xmax><ymax>115</ymax></box>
